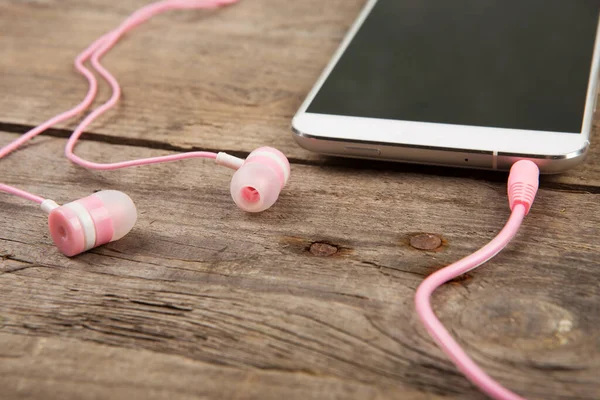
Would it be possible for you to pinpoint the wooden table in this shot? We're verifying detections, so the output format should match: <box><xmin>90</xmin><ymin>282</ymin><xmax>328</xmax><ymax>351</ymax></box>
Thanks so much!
<box><xmin>1</xmin><ymin>1</ymin><xmax>599</xmax><ymax>399</ymax></box>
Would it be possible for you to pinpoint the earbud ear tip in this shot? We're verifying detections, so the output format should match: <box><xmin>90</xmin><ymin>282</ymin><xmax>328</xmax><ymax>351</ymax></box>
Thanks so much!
<box><xmin>92</xmin><ymin>190</ymin><xmax>137</xmax><ymax>240</ymax></box>
<box><xmin>251</xmin><ymin>147</ymin><xmax>290</xmax><ymax>185</ymax></box>
<box><xmin>230</xmin><ymin>162</ymin><xmax>281</xmax><ymax>212</ymax></box>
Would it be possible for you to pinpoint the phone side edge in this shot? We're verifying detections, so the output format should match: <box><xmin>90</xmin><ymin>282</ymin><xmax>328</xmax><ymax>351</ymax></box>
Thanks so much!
<box><xmin>581</xmin><ymin>12</ymin><xmax>600</xmax><ymax>138</ymax></box>
<box><xmin>294</xmin><ymin>0</ymin><xmax>378</xmax><ymax>116</ymax></box>
<box><xmin>291</xmin><ymin>114</ymin><xmax>589</xmax><ymax>174</ymax></box>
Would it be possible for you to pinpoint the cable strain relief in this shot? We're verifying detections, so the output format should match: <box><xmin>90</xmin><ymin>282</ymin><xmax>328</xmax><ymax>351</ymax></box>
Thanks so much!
<box><xmin>216</xmin><ymin>152</ymin><xmax>244</xmax><ymax>170</ymax></box>
<box><xmin>508</xmin><ymin>183</ymin><xmax>537</xmax><ymax>214</ymax></box>
<box><xmin>40</xmin><ymin>199</ymin><xmax>60</xmax><ymax>214</ymax></box>
<box><xmin>507</xmin><ymin>160</ymin><xmax>540</xmax><ymax>215</ymax></box>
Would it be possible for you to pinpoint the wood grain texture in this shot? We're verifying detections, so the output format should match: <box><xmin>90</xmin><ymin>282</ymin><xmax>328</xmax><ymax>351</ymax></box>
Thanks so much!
<box><xmin>1</xmin><ymin>0</ymin><xmax>599</xmax><ymax>189</ymax></box>
<box><xmin>1</xmin><ymin>131</ymin><xmax>599</xmax><ymax>399</ymax></box>
<box><xmin>0</xmin><ymin>331</ymin><xmax>402</xmax><ymax>400</ymax></box>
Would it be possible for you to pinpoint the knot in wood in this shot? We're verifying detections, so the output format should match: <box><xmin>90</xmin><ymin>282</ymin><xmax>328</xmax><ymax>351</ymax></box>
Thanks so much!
<box><xmin>409</xmin><ymin>233</ymin><xmax>442</xmax><ymax>251</ymax></box>
<box><xmin>309</xmin><ymin>242</ymin><xmax>338</xmax><ymax>257</ymax></box>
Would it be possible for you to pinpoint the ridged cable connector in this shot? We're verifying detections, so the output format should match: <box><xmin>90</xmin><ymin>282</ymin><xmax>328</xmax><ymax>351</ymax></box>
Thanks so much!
<box><xmin>507</xmin><ymin>160</ymin><xmax>540</xmax><ymax>215</ymax></box>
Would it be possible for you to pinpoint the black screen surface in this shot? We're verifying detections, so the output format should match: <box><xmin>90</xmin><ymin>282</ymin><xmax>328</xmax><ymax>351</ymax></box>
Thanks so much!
<box><xmin>307</xmin><ymin>0</ymin><xmax>599</xmax><ymax>134</ymax></box>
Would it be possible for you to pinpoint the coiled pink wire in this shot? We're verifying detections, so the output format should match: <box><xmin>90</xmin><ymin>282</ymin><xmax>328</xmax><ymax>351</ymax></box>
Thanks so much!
<box><xmin>0</xmin><ymin>2</ymin><xmax>531</xmax><ymax>399</ymax></box>
<box><xmin>0</xmin><ymin>0</ymin><xmax>238</xmax><ymax>204</ymax></box>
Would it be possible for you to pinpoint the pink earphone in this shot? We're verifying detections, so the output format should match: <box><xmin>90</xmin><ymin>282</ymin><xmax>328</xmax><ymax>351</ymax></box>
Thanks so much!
<box><xmin>0</xmin><ymin>0</ymin><xmax>290</xmax><ymax>257</ymax></box>
<box><xmin>1</xmin><ymin>143</ymin><xmax>290</xmax><ymax>257</ymax></box>
<box><xmin>40</xmin><ymin>145</ymin><xmax>289</xmax><ymax>257</ymax></box>
<box><xmin>0</xmin><ymin>1</ymin><xmax>542</xmax><ymax>399</ymax></box>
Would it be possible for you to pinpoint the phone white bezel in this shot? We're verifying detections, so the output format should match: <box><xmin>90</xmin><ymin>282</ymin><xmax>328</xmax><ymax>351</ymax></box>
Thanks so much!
<box><xmin>292</xmin><ymin>0</ymin><xmax>600</xmax><ymax>172</ymax></box>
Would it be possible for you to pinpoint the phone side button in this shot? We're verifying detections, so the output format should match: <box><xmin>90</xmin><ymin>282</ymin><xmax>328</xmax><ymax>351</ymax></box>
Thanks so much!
<box><xmin>343</xmin><ymin>146</ymin><xmax>381</xmax><ymax>156</ymax></box>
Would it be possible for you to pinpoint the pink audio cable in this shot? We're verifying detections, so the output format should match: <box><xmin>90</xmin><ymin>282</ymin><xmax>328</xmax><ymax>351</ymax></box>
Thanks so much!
<box><xmin>0</xmin><ymin>1</ymin><xmax>542</xmax><ymax>398</ymax></box>
<box><xmin>0</xmin><ymin>184</ymin><xmax>45</xmax><ymax>204</ymax></box>
<box><xmin>0</xmin><ymin>0</ymin><xmax>238</xmax><ymax>204</ymax></box>
<box><xmin>416</xmin><ymin>160</ymin><xmax>540</xmax><ymax>400</ymax></box>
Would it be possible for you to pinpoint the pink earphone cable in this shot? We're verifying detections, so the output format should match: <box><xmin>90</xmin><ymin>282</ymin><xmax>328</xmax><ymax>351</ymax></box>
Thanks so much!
<box><xmin>0</xmin><ymin>184</ymin><xmax>45</xmax><ymax>204</ymax></box>
<box><xmin>63</xmin><ymin>0</ymin><xmax>242</xmax><ymax>170</ymax></box>
<box><xmin>0</xmin><ymin>0</ymin><xmax>237</xmax><ymax>203</ymax></box>
<box><xmin>0</xmin><ymin>33</ymin><xmax>104</xmax><ymax>203</ymax></box>
<box><xmin>416</xmin><ymin>161</ymin><xmax>540</xmax><ymax>400</ymax></box>
<box><xmin>416</xmin><ymin>205</ymin><xmax>526</xmax><ymax>400</ymax></box>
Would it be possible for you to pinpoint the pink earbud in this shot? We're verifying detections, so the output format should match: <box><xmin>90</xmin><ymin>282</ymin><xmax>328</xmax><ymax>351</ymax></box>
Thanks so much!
<box><xmin>44</xmin><ymin>190</ymin><xmax>137</xmax><ymax>257</ymax></box>
<box><xmin>229</xmin><ymin>147</ymin><xmax>290</xmax><ymax>213</ymax></box>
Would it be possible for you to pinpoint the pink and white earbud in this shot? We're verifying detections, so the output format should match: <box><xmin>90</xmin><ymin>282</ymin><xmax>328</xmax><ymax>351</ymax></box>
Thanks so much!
<box><xmin>219</xmin><ymin>147</ymin><xmax>291</xmax><ymax>213</ymax></box>
<box><xmin>41</xmin><ymin>190</ymin><xmax>137</xmax><ymax>257</ymax></box>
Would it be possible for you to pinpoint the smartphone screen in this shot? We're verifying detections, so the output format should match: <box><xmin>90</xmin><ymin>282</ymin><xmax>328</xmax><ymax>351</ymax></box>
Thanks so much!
<box><xmin>307</xmin><ymin>0</ymin><xmax>600</xmax><ymax>134</ymax></box>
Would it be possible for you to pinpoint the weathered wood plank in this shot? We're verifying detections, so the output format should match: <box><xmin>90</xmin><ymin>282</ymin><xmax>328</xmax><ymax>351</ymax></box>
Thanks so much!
<box><xmin>0</xmin><ymin>331</ymin><xmax>414</xmax><ymax>400</ymax></box>
<box><xmin>1</xmin><ymin>131</ymin><xmax>599</xmax><ymax>399</ymax></box>
<box><xmin>1</xmin><ymin>0</ymin><xmax>598</xmax><ymax>188</ymax></box>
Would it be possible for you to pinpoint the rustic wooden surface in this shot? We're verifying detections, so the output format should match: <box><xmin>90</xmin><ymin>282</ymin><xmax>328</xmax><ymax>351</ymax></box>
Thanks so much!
<box><xmin>1</xmin><ymin>1</ymin><xmax>599</xmax><ymax>399</ymax></box>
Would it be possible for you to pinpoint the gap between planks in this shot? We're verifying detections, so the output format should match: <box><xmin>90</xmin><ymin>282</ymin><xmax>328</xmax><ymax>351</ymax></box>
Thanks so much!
<box><xmin>1</xmin><ymin>123</ymin><xmax>600</xmax><ymax>196</ymax></box>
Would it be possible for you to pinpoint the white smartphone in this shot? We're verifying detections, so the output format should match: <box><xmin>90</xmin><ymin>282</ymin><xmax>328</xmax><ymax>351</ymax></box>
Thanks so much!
<box><xmin>292</xmin><ymin>0</ymin><xmax>600</xmax><ymax>173</ymax></box>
